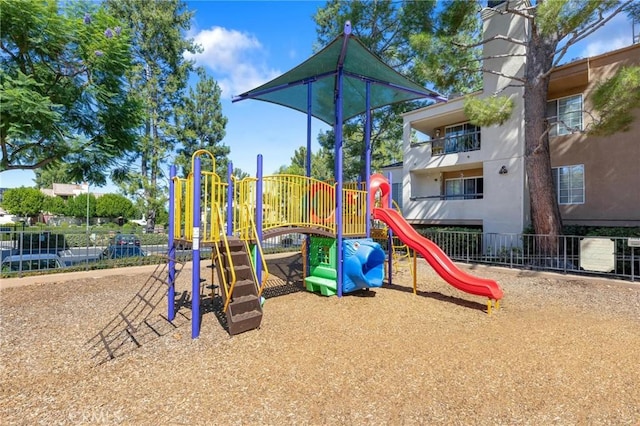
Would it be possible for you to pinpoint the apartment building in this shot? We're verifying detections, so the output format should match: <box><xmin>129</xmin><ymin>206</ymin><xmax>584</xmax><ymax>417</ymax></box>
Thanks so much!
<box><xmin>396</xmin><ymin>3</ymin><xmax>640</xmax><ymax>236</ymax></box>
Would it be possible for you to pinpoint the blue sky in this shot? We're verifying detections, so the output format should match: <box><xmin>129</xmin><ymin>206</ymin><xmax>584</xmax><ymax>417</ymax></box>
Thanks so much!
<box><xmin>0</xmin><ymin>1</ymin><xmax>637</xmax><ymax>192</ymax></box>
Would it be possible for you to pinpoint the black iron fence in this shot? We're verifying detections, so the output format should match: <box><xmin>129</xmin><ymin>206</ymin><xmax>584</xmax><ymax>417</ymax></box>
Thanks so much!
<box><xmin>0</xmin><ymin>227</ymin><xmax>306</xmax><ymax>278</ymax></box>
<box><xmin>415</xmin><ymin>230</ymin><xmax>639</xmax><ymax>282</ymax></box>
<box><xmin>2</xmin><ymin>227</ymin><xmax>638</xmax><ymax>282</ymax></box>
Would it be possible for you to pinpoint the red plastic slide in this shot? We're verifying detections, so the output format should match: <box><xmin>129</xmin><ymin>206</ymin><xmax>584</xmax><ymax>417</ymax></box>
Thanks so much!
<box><xmin>369</xmin><ymin>174</ymin><xmax>503</xmax><ymax>301</ymax></box>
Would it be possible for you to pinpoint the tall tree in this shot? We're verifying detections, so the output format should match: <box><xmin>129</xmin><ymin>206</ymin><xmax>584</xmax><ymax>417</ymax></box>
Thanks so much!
<box><xmin>173</xmin><ymin>67</ymin><xmax>229</xmax><ymax>177</ymax></box>
<box><xmin>411</xmin><ymin>0</ymin><xmax>639</xmax><ymax>252</ymax></box>
<box><xmin>1</xmin><ymin>187</ymin><xmax>45</xmax><ymax>217</ymax></box>
<box><xmin>34</xmin><ymin>164</ymin><xmax>72</xmax><ymax>189</ymax></box>
<box><xmin>95</xmin><ymin>193</ymin><xmax>135</xmax><ymax>219</ymax></box>
<box><xmin>313</xmin><ymin>0</ymin><xmax>438</xmax><ymax>182</ymax></box>
<box><xmin>276</xmin><ymin>146</ymin><xmax>333</xmax><ymax>181</ymax></box>
<box><xmin>106</xmin><ymin>0</ymin><xmax>197</xmax><ymax>233</ymax></box>
<box><xmin>0</xmin><ymin>0</ymin><xmax>141</xmax><ymax>185</ymax></box>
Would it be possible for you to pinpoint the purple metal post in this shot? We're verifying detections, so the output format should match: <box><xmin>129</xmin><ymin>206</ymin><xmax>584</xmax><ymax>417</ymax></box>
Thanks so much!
<box><xmin>168</xmin><ymin>165</ymin><xmax>176</xmax><ymax>321</ymax></box>
<box><xmin>255</xmin><ymin>155</ymin><xmax>264</xmax><ymax>284</ymax></box>
<box><xmin>191</xmin><ymin>158</ymin><xmax>202</xmax><ymax>339</ymax></box>
<box><xmin>226</xmin><ymin>162</ymin><xmax>233</xmax><ymax>236</ymax></box>
<box><xmin>365</xmin><ymin>81</ymin><xmax>372</xmax><ymax>238</ymax></box>
<box><xmin>305</xmin><ymin>82</ymin><xmax>312</xmax><ymax>273</ymax></box>
<box><xmin>306</xmin><ymin>82</ymin><xmax>312</xmax><ymax>177</ymax></box>
<box><xmin>335</xmin><ymin>21</ymin><xmax>351</xmax><ymax>298</ymax></box>
<box><xmin>387</xmin><ymin>172</ymin><xmax>393</xmax><ymax>287</ymax></box>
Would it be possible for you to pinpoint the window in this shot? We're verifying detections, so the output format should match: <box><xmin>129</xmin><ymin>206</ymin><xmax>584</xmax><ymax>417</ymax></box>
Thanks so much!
<box><xmin>444</xmin><ymin>123</ymin><xmax>481</xmax><ymax>153</ymax></box>
<box><xmin>444</xmin><ymin>177</ymin><xmax>484</xmax><ymax>200</ymax></box>
<box><xmin>547</xmin><ymin>94</ymin><xmax>583</xmax><ymax>136</ymax></box>
<box><xmin>552</xmin><ymin>165</ymin><xmax>584</xmax><ymax>204</ymax></box>
<box><xmin>391</xmin><ymin>182</ymin><xmax>403</xmax><ymax>209</ymax></box>
<box><xmin>431</xmin><ymin>122</ymin><xmax>481</xmax><ymax>155</ymax></box>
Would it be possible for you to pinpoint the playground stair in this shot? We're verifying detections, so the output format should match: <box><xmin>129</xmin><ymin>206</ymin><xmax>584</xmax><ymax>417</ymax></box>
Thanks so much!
<box><xmin>215</xmin><ymin>237</ymin><xmax>263</xmax><ymax>335</ymax></box>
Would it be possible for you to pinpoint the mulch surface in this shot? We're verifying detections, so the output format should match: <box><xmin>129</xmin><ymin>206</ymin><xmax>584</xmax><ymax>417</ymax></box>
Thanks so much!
<box><xmin>1</xmin><ymin>253</ymin><xmax>639</xmax><ymax>425</ymax></box>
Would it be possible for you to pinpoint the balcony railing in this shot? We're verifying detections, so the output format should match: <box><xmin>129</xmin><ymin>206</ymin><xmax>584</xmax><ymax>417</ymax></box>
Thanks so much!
<box><xmin>410</xmin><ymin>193</ymin><xmax>484</xmax><ymax>201</ymax></box>
<box><xmin>427</xmin><ymin>129</ymin><xmax>481</xmax><ymax>156</ymax></box>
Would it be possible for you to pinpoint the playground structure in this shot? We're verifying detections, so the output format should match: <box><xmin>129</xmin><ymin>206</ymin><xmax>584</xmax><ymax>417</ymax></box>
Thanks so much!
<box><xmin>166</xmin><ymin>152</ymin><xmax>503</xmax><ymax>338</ymax></box>
<box><xmin>164</xmin><ymin>22</ymin><xmax>503</xmax><ymax>339</ymax></box>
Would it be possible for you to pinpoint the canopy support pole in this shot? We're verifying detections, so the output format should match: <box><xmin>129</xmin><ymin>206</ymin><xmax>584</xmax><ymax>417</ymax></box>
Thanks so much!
<box><xmin>335</xmin><ymin>22</ymin><xmax>351</xmax><ymax>298</ymax></box>
<box><xmin>365</xmin><ymin>81</ymin><xmax>372</xmax><ymax>238</ymax></box>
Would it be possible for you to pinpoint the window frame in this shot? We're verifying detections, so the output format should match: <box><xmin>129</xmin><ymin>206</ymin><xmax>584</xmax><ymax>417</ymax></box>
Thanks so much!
<box><xmin>444</xmin><ymin>176</ymin><xmax>484</xmax><ymax>200</ymax></box>
<box><xmin>547</xmin><ymin>94</ymin><xmax>583</xmax><ymax>137</ymax></box>
<box><xmin>552</xmin><ymin>164</ymin><xmax>585</xmax><ymax>205</ymax></box>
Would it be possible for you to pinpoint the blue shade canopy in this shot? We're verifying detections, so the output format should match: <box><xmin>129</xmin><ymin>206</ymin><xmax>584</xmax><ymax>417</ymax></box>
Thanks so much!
<box><xmin>232</xmin><ymin>33</ymin><xmax>444</xmax><ymax>125</ymax></box>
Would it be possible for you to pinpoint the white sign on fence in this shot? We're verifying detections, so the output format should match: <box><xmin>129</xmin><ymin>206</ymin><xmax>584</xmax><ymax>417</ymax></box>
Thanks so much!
<box><xmin>628</xmin><ymin>237</ymin><xmax>640</xmax><ymax>247</ymax></box>
<box><xmin>580</xmin><ymin>238</ymin><xmax>615</xmax><ymax>273</ymax></box>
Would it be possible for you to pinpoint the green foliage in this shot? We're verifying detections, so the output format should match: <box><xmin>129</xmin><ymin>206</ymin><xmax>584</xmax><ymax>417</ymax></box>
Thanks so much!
<box><xmin>95</xmin><ymin>193</ymin><xmax>135</xmax><ymax>218</ymax></box>
<box><xmin>34</xmin><ymin>165</ymin><xmax>73</xmax><ymax>189</ymax></box>
<box><xmin>313</xmin><ymin>0</ymin><xmax>436</xmax><ymax>181</ymax></box>
<box><xmin>410</xmin><ymin>0</ymin><xmax>482</xmax><ymax>95</ymax></box>
<box><xmin>537</xmin><ymin>0</ymin><xmax>619</xmax><ymax>37</ymax></box>
<box><xmin>275</xmin><ymin>146</ymin><xmax>333</xmax><ymax>181</ymax></box>
<box><xmin>1</xmin><ymin>187</ymin><xmax>45</xmax><ymax>216</ymax></box>
<box><xmin>174</xmin><ymin>67</ymin><xmax>229</xmax><ymax>177</ymax></box>
<box><xmin>589</xmin><ymin>65</ymin><xmax>640</xmax><ymax>136</ymax></box>
<box><xmin>65</xmin><ymin>193</ymin><xmax>96</xmax><ymax>218</ymax></box>
<box><xmin>0</xmin><ymin>0</ymin><xmax>142</xmax><ymax>184</ymax></box>
<box><xmin>464</xmin><ymin>95</ymin><xmax>515</xmax><ymax>126</ymax></box>
<box><xmin>106</xmin><ymin>0</ymin><xmax>197</xmax><ymax>233</ymax></box>
<box><xmin>42</xmin><ymin>196</ymin><xmax>67</xmax><ymax>215</ymax></box>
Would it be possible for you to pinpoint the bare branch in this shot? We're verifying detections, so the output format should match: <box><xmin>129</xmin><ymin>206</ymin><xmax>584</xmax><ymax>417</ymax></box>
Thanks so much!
<box><xmin>2</xmin><ymin>156</ymin><xmax>56</xmax><ymax>171</ymax></box>
<box><xmin>492</xmin><ymin>83</ymin><xmax>525</xmax><ymax>96</ymax></box>
<box><xmin>553</xmin><ymin>0</ymin><xmax>634</xmax><ymax>66</ymax></box>
<box><xmin>482</xmin><ymin>53</ymin><xmax>527</xmax><ymax>60</ymax></box>
<box><xmin>485</xmin><ymin>1</ymin><xmax>536</xmax><ymax>20</ymax></box>
<box><xmin>454</xmin><ymin>34</ymin><xmax>528</xmax><ymax>49</ymax></box>
<box><xmin>478</xmin><ymin>68</ymin><xmax>527</xmax><ymax>83</ymax></box>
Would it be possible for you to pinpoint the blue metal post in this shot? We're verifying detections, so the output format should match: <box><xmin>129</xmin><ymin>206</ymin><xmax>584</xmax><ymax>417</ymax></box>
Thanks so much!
<box><xmin>306</xmin><ymin>82</ymin><xmax>312</xmax><ymax>177</ymax></box>
<box><xmin>255</xmin><ymin>155</ymin><xmax>264</xmax><ymax>284</ymax></box>
<box><xmin>387</xmin><ymin>172</ymin><xmax>393</xmax><ymax>287</ymax></box>
<box><xmin>192</xmin><ymin>158</ymin><xmax>201</xmax><ymax>339</ymax></box>
<box><xmin>335</xmin><ymin>71</ymin><xmax>344</xmax><ymax>298</ymax></box>
<box><xmin>335</xmin><ymin>22</ymin><xmax>351</xmax><ymax>298</ymax></box>
<box><xmin>226</xmin><ymin>162</ymin><xmax>233</xmax><ymax>236</ymax></box>
<box><xmin>168</xmin><ymin>165</ymin><xmax>176</xmax><ymax>321</ymax></box>
<box><xmin>365</xmin><ymin>81</ymin><xmax>372</xmax><ymax>238</ymax></box>
<box><xmin>306</xmin><ymin>82</ymin><xmax>312</xmax><ymax>274</ymax></box>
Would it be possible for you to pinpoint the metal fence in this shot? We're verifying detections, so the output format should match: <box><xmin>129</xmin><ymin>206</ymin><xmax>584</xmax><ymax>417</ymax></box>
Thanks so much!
<box><xmin>418</xmin><ymin>230</ymin><xmax>639</xmax><ymax>282</ymax></box>
<box><xmin>2</xmin><ymin>227</ymin><xmax>638</xmax><ymax>282</ymax></box>
<box><xmin>0</xmin><ymin>227</ymin><xmax>306</xmax><ymax>278</ymax></box>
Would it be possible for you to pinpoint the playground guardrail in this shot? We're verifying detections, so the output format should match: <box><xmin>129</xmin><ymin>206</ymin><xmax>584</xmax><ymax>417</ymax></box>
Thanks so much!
<box><xmin>212</xmin><ymin>205</ymin><xmax>237</xmax><ymax>314</ymax></box>
<box><xmin>241</xmin><ymin>204</ymin><xmax>270</xmax><ymax>298</ymax></box>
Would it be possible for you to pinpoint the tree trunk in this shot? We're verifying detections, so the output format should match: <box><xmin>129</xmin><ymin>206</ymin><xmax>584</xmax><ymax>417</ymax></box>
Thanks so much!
<box><xmin>523</xmin><ymin>30</ymin><xmax>563</xmax><ymax>255</ymax></box>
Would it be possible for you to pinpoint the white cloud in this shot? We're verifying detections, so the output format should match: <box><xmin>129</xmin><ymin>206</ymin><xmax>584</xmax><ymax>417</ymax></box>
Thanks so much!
<box><xmin>579</xmin><ymin>14</ymin><xmax>634</xmax><ymax>58</ymax></box>
<box><xmin>582</xmin><ymin>36</ymin><xmax>630</xmax><ymax>58</ymax></box>
<box><xmin>185</xmin><ymin>26</ymin><xmax>280</xmax><ymax>98</ymax></box>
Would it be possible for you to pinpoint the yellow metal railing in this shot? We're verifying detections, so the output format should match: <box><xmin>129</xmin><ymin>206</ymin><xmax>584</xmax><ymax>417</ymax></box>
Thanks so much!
<box><xmin>200</xmin><ymin>170</ymin><xmax>227</xmax><ymax>244</ymax></box>
<box><xmin>177</xmin><ymin>166</ymin><xmax>368</xmax><ymax>243</ymax></box>
<box><xmin>173</xmin><ymin>150</ymin><xmax>229</xmax><ymax>244</ymax></box>
<box><xmin>241</xmin><ymin>204</ymin><xmax>269</xmax><ymax>298</ymax></box>
<box><xmin>211</xmin><ymin>205</ymin><xmax>237</xmax><ymax>314</ymax></box>
<box><xmin>233</xmin><ymin>174</ymin><xmax>367</xmax><ymax>238</ymax></box>
<box><xmin>233</xmin><ymin>176</ymin><xmax>257</xmax><ymax>239</ymax></box>
<box><xmin>342</xmin><ymin>186</ymin><xmax>367</xmax><ymax>236</ymax></box>
<box><xmin>172</xmin><ymin>176</ymin><xmax>189</xmax><ymax>240</ymax></box>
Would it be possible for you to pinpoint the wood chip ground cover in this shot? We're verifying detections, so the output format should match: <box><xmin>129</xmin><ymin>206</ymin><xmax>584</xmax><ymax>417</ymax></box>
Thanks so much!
<box><xmin>1</xmin><ymin>253</ymin><xmax>639</xmax><ymax>425</ymax></box>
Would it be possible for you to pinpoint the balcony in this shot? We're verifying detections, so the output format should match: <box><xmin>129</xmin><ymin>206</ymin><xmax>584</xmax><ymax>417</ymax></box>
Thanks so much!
<box><xmin>429</xmin><ymin>129</ymin><xmax>481</xmax><ymax>156</ymax></box>
<box><xmin>410</xmin><ymin>193</ymin><xmax>484</xmax><ymax>201</ymax></box>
